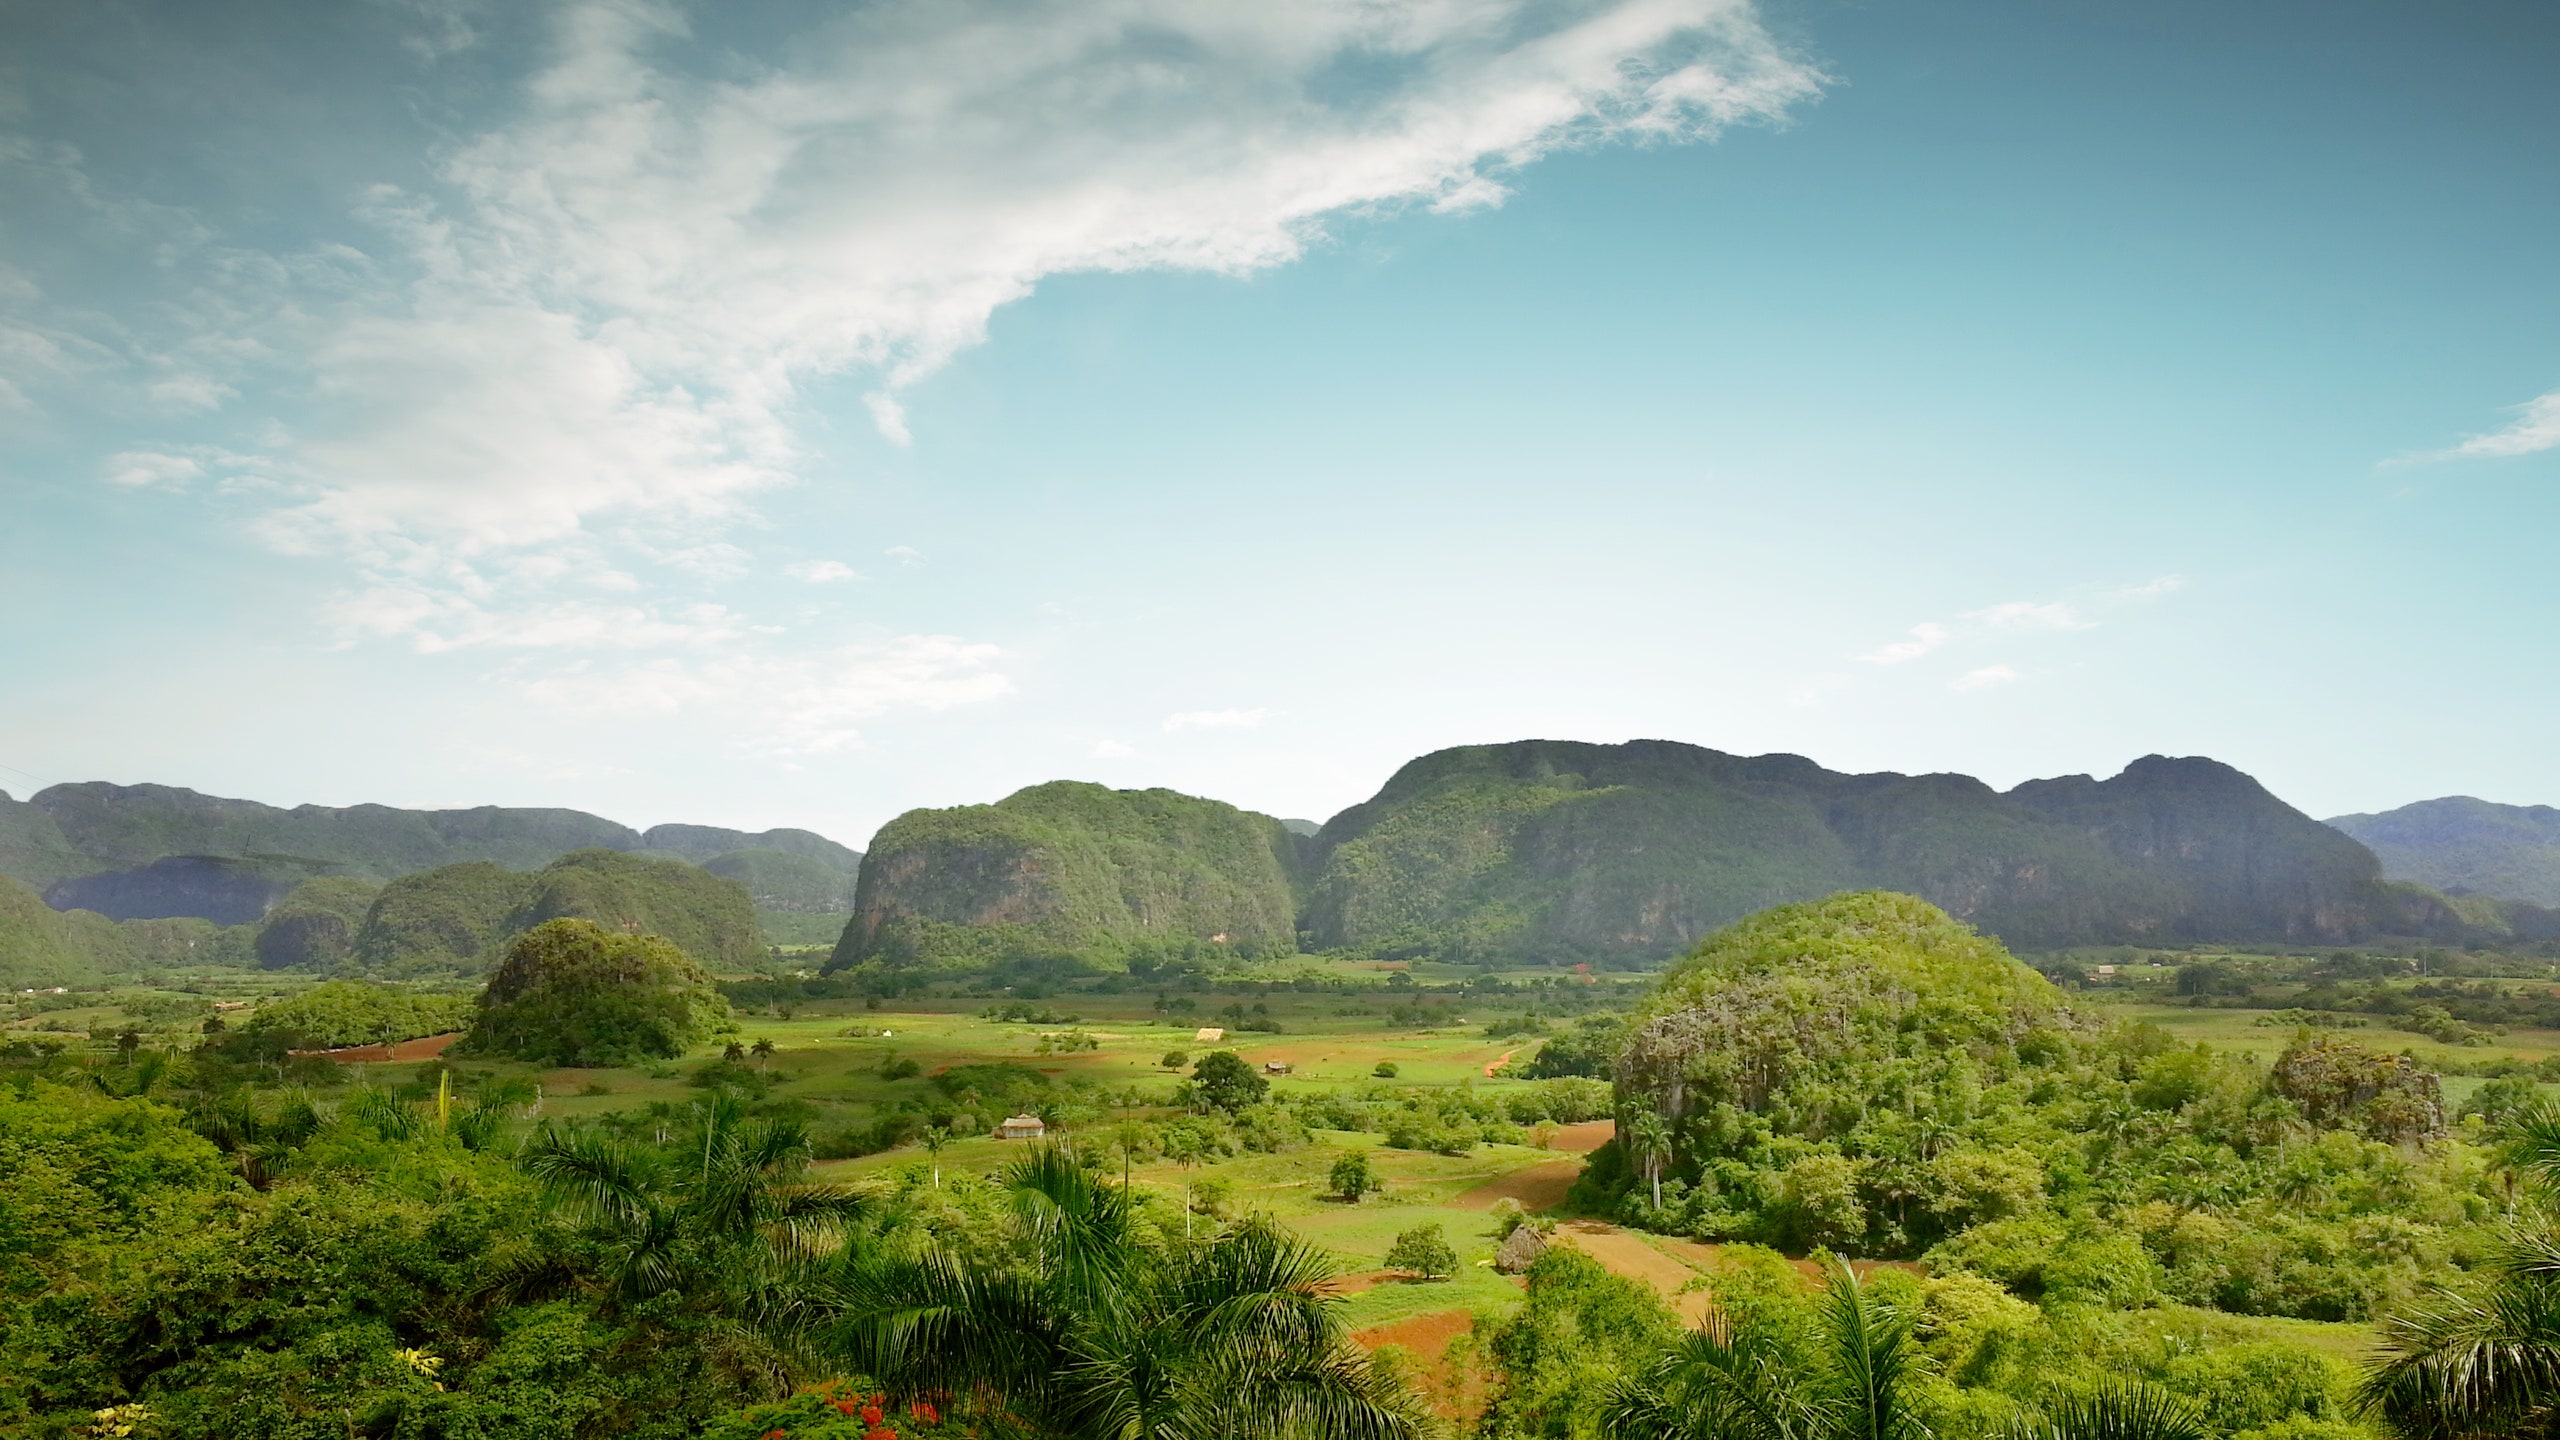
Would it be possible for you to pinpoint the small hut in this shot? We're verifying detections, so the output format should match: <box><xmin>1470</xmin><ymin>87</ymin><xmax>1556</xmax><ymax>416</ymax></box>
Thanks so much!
<box><xmin>1493</xmin><ymin>1223</ymin><xmax>1548</xmax><ymax>1275</ymax></box>
<box><xmin>996</xmin><ymin>1114</ymin><xmax>1047</xmax><ymax>1141</ymax></box>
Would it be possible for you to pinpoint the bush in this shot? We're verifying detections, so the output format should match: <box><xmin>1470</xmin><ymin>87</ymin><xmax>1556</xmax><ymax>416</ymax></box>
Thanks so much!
<box><xmin>1331</xmin><ymin>1150</ymin><xmax>1381</xmax><ymax>1202</ymax></box>
<box><xmin>1383</xmin><ymin>1223</ymin><xmax>1457</xmax><ymax>1279</ymax></box>
<box><xmin>230</xmin><ymin>980</ymin><xmax>473</xmax><ymax>1052</ymax></box>
<box><xmin>1161</xmin><ymin>1049</ymin><xmax>1188</xmax><ymax>1069</ymax></box>
<box><xmin>1372</xmin><ymin>1061</ymin><xmax>1399</xmax><ymax>1078</ymax></box>
<box><xmin>459</xmin><ymin>919</ymin><xmax>732</xmax><ymax>1067</ymax></box>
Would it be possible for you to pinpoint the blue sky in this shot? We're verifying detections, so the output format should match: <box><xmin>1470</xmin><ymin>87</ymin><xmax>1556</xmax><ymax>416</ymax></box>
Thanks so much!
<box><xmin>2</xmin><ymin>0</ymin><xmax>2555</xmax><ymax>847</ymax></box>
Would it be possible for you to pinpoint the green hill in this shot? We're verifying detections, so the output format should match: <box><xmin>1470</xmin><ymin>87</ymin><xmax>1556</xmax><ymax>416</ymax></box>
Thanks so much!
<box><xmin>0</xmin><ymin>874</ymin><xmax>133</xmax><ymax>990</ymax></box>
<box><xmin>1</xmin><ymin>782</ymin><xmax>858</xmax><ymax>932</ymax></box>
<box><xmin>2327</xmin><ymin>796</ymin><xmax>2560</xmax><ymax>907</ymax></box>
<box><xmin>1301</xmin><ymin>740</ymin><xmax>2450</xmax><ymax>963</ymax></box>
<box><xmin>322</xmin><ymin>850</ymin><xmax>763</xmax><ymax>975</ymax></box>
<box><xmin>832</xmin><ymin>781</ymin><xmax>1306</xmax><ymax>973</ymax></box>
<box><xmin>702</xmin><ymin>848</ymin><xmax>852</xmax><ymax>913</ymax></box>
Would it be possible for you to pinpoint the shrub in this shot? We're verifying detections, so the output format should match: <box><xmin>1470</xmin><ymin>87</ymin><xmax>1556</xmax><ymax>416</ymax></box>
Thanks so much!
<box><xmin>1383</xmin><ymin>1223</ymin><xmax>1457</xmax><ymax>1279</ymax></box>
<box><xmin>1372</xmin><ymin>1061</ymin><xmax>1399</xmax><ymax>1078</ymax></box>
<box><xmin>1331</xmin><ymin>1150</ymin><xmax>1381</xmax><ymax>1202</ymax></box>
<box><xmin>1161</xmin><ymin>1049</ymin><xmax>1188</xmax><ymax>1069</ymax></box>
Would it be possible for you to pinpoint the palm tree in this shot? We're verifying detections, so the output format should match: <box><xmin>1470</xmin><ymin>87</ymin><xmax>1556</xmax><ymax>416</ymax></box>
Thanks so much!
<box><xmin>751</xmin><ymin>1037</ymin><xmax>777</xmax><ymax>1071</ymax></box>
<box><xmin>920</xmin><ymin>1125</ymin><xmax>949</xmax><ymax>1189</ymax></box>
<box><xmin>2359</xmin><ymin>1103</ymin><xmax>2560</xmax><ymax>1439</ymax></box>
<box><xmin>520</xmin><ymin>1094</ymin><xmax>867</xmax><ymax>1377</ymax></box>
<box><xmin>1603</xmin><ymin>1260</ymin><xmax>2202</xmax><ymax>1440</ymax></box>
<box><xmin>831</xmin><ymin>1144</ymin><xmax>1425</xmax><ymax>1440</ymax></box>
<box><xmin>1624</xmin><ymin>1109</ymin><xmax>1674</xmax><ymax>1211</ymax></box>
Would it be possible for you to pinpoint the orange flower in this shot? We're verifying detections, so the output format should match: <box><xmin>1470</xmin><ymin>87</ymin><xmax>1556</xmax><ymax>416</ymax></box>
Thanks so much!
<box><xmin>763</xmin><ymin>1430</ymin><xmax>788</xmax><ymax>1440</ymax></box>
<box><xmin>834</xmin><ymin>1400</ymin><xmax>859</xmax><ymax>1416</ymax></box>
<box><xmin>909</xmin><ymin>1402</ymin><xmax>940</xmax><ymax>1426</ymax></box>
<box><xmin>861</xmin><ymin>1406</ymin><xmax>884</xmax><ymax>1425</ymax></box>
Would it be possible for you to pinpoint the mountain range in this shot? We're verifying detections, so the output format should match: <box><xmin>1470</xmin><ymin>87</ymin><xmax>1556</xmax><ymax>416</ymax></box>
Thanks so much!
<box><xmin>2327</xmin><ymin>796</ymin><xmax>2560</xmax><ymax>908</ymax></box>
<box><xmin>0</xmin><ymin>782</ymin><xmax>860</xmax><ymax>924</ymax></box>
<box><xmin>834</xmin><ymin>739</ymin><xmax>2560</xmax><ymax>973</ymax></box>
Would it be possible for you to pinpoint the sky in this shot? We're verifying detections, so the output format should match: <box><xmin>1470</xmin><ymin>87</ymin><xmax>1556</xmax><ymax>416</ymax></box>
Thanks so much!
<box><xmin>2</xmin><ymin>0</ymin><xmax>2556</xmax><ymax>848</ymax></box>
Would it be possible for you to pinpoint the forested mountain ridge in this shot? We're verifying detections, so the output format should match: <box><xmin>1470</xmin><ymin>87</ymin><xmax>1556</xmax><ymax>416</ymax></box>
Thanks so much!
<box><xmin>833</xmin><ymin>780</ymin><xmax>1306</xmax><ymax>973</ymax></box>
<box><xmin>835</xmin><ymin>740</ymin><xmax>2553</xmax><ymax>971</ymax></box>
<box><xmin>2328</xmin><ymin>794</ymin><xmax>2560</xmax><ymax>907</ymax></box>
<box><xmin>0</xmin><ymin>782</ymin><xmax>859</xmax><ymax>925</ymax></box>
<box><xmin>1301</xmin><ymin>740</ymin><xmax>2460</xmax><ymax>960</ymax></box>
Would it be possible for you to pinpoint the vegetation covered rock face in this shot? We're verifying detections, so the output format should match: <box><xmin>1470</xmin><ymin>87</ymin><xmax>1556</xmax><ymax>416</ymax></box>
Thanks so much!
<box><xmin>1594</xmin><ymin>891</ymin><xmax>2482</xmax><ymax>1321</ymax></box>
<box><xmin>335</xmin><ymin>850</ymin><xmax>759</xmax><ymax>975</ymax></box>
<box><xmin>2268</xmin><ymin>1032</ymin><xmax>2446</xmax><ymax>1143</ymax></box>
<box><xmin>834</xmin><ymin>780</ymin><xmax>1306</xmax><ymax>973</ymax></box>
<box><xmin>2328</xmin><ymin>793</ymin><xmax>2560</xmax><ymax>907</ymax></box>
<box><xmin>249</xmin><ymin>877</ymin><xmax>381</xmax><ymax>970</ymax></box>
<box><xmin>461</xmin><ymin>919</ymin><xmax>732</xmax><ymax>1066</ymax></box>
<box><xmin>1300</xmin><ymin>738</ymin><xmax>2461</xmax><ymax>964</ymax></box>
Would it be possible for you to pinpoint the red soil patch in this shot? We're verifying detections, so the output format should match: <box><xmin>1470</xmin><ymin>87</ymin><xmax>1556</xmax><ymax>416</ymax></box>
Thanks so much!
<box><xmin>1352</xmin><ymin>1306</ymin><xmax>1476</xmax><ymax>1357</ymax></box>
<box><xmin>1653</xmin><ymin>1234</ymin><xmax>1924</xmax><ymax>1287</ymax></box>
<box><xmin>293</xmin><ymin>1032</ymin><xmax>461</xmax><ymax>1064</ymax></box>
<box><xmin>1552</xmin><ymin>1220</ymin><xmax>1717</xmax><ymax>1324</ymax></box>
<box><xmin>1353</xmin><ymin>1308</ymin><xmax>1490</xmax><ymax>1421</ymax></box>
<box><xmin>1548</xmin><ymin>1119</ymin><xmax>1614</xmax><ymax>1153</ymax></box>
<box><xmin>1484</xmin><ymin>1049</ymin><xmax>1514</xmax><ymax>1077</ymax></box>
<box><xmin>1320</xmin><ymin>1270</ymin><xmax>1399</xmax><ymax>1297</ymax></box>
<box><xmin>1453</xmin><ymin>1159</ymin><xmax>1583</xmax><ymax>1212</ymax></box>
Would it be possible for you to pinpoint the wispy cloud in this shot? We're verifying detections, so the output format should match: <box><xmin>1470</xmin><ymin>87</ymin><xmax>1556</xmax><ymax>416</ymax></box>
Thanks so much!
<box><xmin>1967</xmin><ymin>600</ymin><xmax>2093</xmax><ymax>632</ymax></box>
<box><xmin>1089</xmin><ymin>739</ymin><xmax>1136</xmax><ymax>759</ymax></box>
<box><xmin>1950</xmin><ymin>664</ymin><xmax>2018</xmax><ymax>691</ymax></box>
<box><xmin>787</xmin><ymin>561</ymin><xmax>860</xmax><ymax>584</ymax></box>
<box><xmin>1163</xmin><ymin>708</ymin><xmax>1271</xmax><ymax>733</ymax></box>
<box><xmin>1858</xmin><ymin>623</ymin><xmax>1949</xmax><ymax>665</ymax></box>
<box><xmin>883</xmin><ymin>546</ymin><xmax>923</xmax><ymax>567</ymax></box>
<box><xmin>518</xmin><ymin>634</ymin><xmax>1012</xmax><ymax>755</ymax></box>
<box><xmin>101</xmin><ymin>450</ymin><xmax>204</xmax><ymax>489</ymax></box>
<box><xmin>2115</xmin><ymin>574</ymin><xmax>2186</xmax><ymax>601</ymax></box>
<box><xmin>2423</xmin><ymin>388</ymin><xmax>2560</xmax><ymax>461</ymax></box>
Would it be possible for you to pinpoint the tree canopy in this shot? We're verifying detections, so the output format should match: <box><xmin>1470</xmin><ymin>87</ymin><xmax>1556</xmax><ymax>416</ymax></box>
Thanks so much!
<box><xmin>460</xmin><ymin>919</ymin><xmax>732</xmax><ymax>1067</ymax></box>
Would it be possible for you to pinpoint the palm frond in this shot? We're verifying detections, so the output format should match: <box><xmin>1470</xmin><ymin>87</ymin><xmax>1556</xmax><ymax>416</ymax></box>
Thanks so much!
<box><xmin>1597</xmin><ymin>1320</ymin><xmax>1816</xmax><ymax>1440</ymax></box>
<box><xmin>1820</xmin><ymin>1258</ymin><xmax>1924</xmax><ymax>1440</ymax></box>
<box><xmin>522</xmin><ymin>1121</ymin><xmax>665</xmax><ymax>1232</ymax></box>
<box><xmin>2360</xmin><ymin>1257</ymin><xmax>2560</xmax><ymax>1440</ymax></box>
<box><xmin>2003</xmin><ymin>1381</ymin><xmax>2206</xmax><ymax>1440</ymax></box>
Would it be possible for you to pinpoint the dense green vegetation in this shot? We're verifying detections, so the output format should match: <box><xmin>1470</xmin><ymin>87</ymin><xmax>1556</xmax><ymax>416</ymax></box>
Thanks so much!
<box><xmin>2329</xmin><ymin>796</ymin><xmax>2560</xmax><ymax>908</ymax></box>
<box><xmin>20</xmin><ymin>873</ymin><xmax>2560</xmax><ymax>1440</ymax></box>
<box><xmin>1573</xmin><ymin>893</ymin><xmax>2497</xmax><ymax>1326</ymax></box>
<box><xmin>1303</xmin><ymin>741</ymin><xmax>2539</xmax><ymax>965</ymax></box>
<box><xmin>223</xmin><ymin>978</ymin><xmax>474</xmax><ymax>1052</ymax></box>
<box><xmin>462</xmin><ymin>919</ymin><xmax>735</xmax><ymax>1066</ymax></box>
<box><xmin>835</xmin><ymin>780</ymin><xmax>1306</xmax><ymax>975</ymax></box>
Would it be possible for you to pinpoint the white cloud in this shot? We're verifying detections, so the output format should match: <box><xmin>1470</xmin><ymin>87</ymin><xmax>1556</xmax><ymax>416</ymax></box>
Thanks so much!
<box><xmin>328</xmin><ymin>590</ymin><xmax>755</xmax><ymax>654</ymax></box>
<box><xmin>2435</xmin><ymin>388</ymin><xmax>2560</xmax><ymax>460</ymax></box>
<box><xmin>102</xmin><ymin>451</ymin><xmax>204</xmax><ymax>488</ymax></box>
<box><xmin>1858</xmin><ymin>622</ymin><xmax>1948</xmax><ymax>665</ymax></box>
<box><xmin>1950</xmin><ymin>664</ymin><xmax>2019</xmax><ymax>691</ymax></box>
<box><xmin>787</xmin><ymin>560</ymin><xmax>860</xmax><ymax>583</ymax></box>
<box><xmin>1090</xmin><ymin>739</ymin><xmax>1136</xmax><ymax>759</ymax></box>
<box><xmin>883</xmin><ymin>546</ymin><xmax>923</xmax><ymax>567</ymax></box>
<box><xmin>2115</xmin><ymin>574</ymin><xmax>2187</xmax><ymax>601</ymax></box>
<box><xmin>518</xmin><ymin>633</ymin><xmax>1011</xmax><ymax>754</ymax></box>
<box><xmin>239</xmin><ymin>0</ymin><xmax>1819</xmax><ymax>585</ymax></box>
<box><xmin>1163</xmin><ymin>707</ymin><xmax>1271</xmax><ymax>732</ymax></box>
<box><xmin>1968</xmin><ymin>600</ymin><xmax>2093</xmax><ymax>632</ymax></box>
